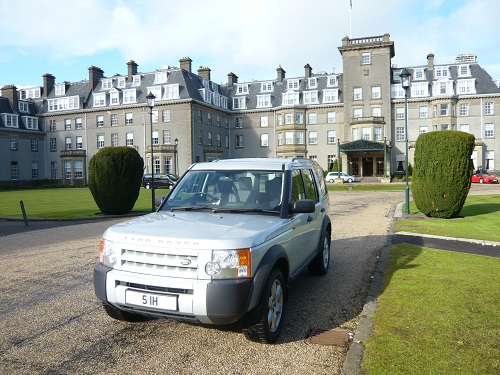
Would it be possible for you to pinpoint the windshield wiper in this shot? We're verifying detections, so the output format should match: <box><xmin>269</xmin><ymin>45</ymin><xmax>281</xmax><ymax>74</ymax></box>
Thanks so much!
<box><xmin>169</xmin><ymin>205</ymin><xmax>214</xmax><ymax>212</ymax></box>
<box><xmin>211</xmin><ymin>208</ymin><xmax>279</xmax><ymax>214</ymax></box>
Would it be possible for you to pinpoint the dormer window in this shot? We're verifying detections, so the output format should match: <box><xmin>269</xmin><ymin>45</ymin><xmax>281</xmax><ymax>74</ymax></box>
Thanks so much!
<box><xmin>110</xmin><ymin>89</ymin><xmax>120</xmax><ymax>105</ymax></box>
<box><xmin>236</xmin><ymin>84</ymin><xmax>249</xmax><ymax>95</ymax></box>
<box><xmin>434</xmin><ymin>67</ymin><xmax>449</xmax><ymax>79</ymax></box>
<box><xmin>132</xmin><ymin>75</ymin><xmax>141</xmax><ymax>86</ymax></box>
<box><xmin>55</xmin><ymin>84</ymin><xmax>65</xmax><ymax>96</ymax></box>
<box><xmin>327</xmin><ymin>75</ymin><xmax>338</xmax><ymax>87</ymax></box>
<box><xmin>147</xmin><ymin>86</ymin><xmax>162</xmax><ymax>101</ymax></box>
<box><xmin>414</xmin><ymin>69</ymin><xmax>425</xmax><ymax>80</ymax></box>
<box><xmin>308</xmin><ymin>78</ymin><xmax>317</xmax><ymax>89</ymax></box>
<box><xmin>287</xmin><ymin>79</ymin><xmax>299</xmax><ymax>90</ymax></box>
<box><xmin>155</xmin><ymin>71</ymin><xmax>168</xmax><ymax>84</ymax></box>
<box><xmin>117</xmin><ymin>77</ymin><xmax>126</xmax><ymax>88</ymax></box>
<box><xmin>233</xmin><ymin>97</ymin><xmax>246</xmax><ymax>109</ymax></box>
<box><xmin>458</xmin><ymin>65</ymin><xmax>471</xmax><ymax>77</ymax></box>
<box><xmin>123</xmin><ymin>89</ymin><xmax>137</xmax><ymax>104</ymax></box>
<box><xmin>101</xmin><ymin>79</ymin><xmax>113</xmax><ymax>90</ymax></box>
<box><xmin>261</xmin><ymin>82</ymin><xmax>273</xmax><ymax>92</ymax></box>
<box><xmin>18</xmin><ymin>102</ymin><xmax>29</xmax><ymax>112</ymax></box>
<box><xmin>93</xmin><ymin>92</ymin><xmax>106</xmax><ymax>107</ymax></box>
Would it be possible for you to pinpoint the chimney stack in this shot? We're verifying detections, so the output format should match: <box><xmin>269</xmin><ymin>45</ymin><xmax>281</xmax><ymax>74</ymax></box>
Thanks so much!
<box><xmin>88</xmin><ymin>66</ymin><xmax>104</xmax><ymax>90</ymax></box>
<box><xmin>179</xmin><ymin>57</ymin><xmax>192</xmax><ymax>73</ymax></box>
<box><xmin>304</xmin><ymin>63</ymin><xmax>312</xmax><ymax>78</ymax></box>
<box><xmin>198</xmin><ymin>66</ymin><xmax>211</xmax><ymax>81</ymax></box>
<box><xmin>277</xmin><ymin>65</ymin><xmax>286</xmax><ymax>83</ymax></box>
<box><xmin>227</xmin><ymin>72</ymin><xmax>238</xmax><ymax>86</ymax></box>
<box><xmin>43</xmin><ymin>73</ymin><xmax>55</xmax><ymax>98</ymax></box>
<box><xmin>1</xmin><ymin>85</ymin><xmax>18</xmax><ymax>113</ymax></box>
<box><xmin>427</xmin><ymin>53</ymin><xmax>434</xmax><ymax>71</ymax></box>
<box><xmin>127</xmin><ymin>60</ymin><xmax>138</xmax><ymax>81</ymax></box>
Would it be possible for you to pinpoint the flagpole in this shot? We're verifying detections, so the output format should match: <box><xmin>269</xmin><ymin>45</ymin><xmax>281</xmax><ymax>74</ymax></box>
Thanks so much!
<box><xmin>349</xmin><ymin>0</ymin><xmax>352</xmax><ymax>37</ymax></box>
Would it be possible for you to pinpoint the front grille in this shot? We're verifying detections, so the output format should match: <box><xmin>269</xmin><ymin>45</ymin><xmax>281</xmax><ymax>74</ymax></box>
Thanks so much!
<box><xmin>120</xmin><ymin>248</ymin><xmax>198</xmax><ymax>278</ymax></box>
<box><xmin>120</xmin><ymin>281</ymin><xmax>193</xmax><ymax>295</ymax></box>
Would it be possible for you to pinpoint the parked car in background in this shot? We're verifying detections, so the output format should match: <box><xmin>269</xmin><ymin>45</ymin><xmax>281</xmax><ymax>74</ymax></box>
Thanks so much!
<box><xmin>143</xmin><ymin>173</ymin><xmax>178</xmax><ymax>189</ymax></box>
<box><xmin>471</xmin><ymin>174</ymin><xmax>498</xmax><ymax>184</ymax></box>
<box><xmin>326</xmin><ymin>171</ymin><xmax>356</xmax><ymax>183</ymax></box>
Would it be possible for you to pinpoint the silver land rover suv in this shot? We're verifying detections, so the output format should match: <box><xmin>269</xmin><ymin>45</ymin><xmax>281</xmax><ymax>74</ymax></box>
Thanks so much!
<box><xmin>94</xmin><ymin>158</ymin><xmax>331</xmax><ymax>343</ymax></box>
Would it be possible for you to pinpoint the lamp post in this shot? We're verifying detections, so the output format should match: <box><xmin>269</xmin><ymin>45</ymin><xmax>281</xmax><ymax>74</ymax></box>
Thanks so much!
<box><xmin>146</xmin><ymin>92</ymin><xmax>156</xmax><ymax>212</ymax></box>
<box><xmin>400</xmin><ymin>68</ymin><xmax>411</xmax><ymax>215</ymax></box>
<box><xmin>174</xmin><ymin>138</ymin><xmax>179</xmax><ymax>176</ymax></box>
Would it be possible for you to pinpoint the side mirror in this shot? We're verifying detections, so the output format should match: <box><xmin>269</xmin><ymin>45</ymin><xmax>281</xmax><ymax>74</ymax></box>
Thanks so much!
<box><xmin>155</xmin><ymin>195</ymin><xmax>166</xmax><ymax>207</ymax></box>
<box><xmin>290</xmin><ymin>199</ymin><xmax>315</xmax><ymax>214</ymax></box>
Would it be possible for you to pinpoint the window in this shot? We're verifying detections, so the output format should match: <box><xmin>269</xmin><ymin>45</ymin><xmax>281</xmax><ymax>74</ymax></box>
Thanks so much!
<box><xmin>10</xmin><ymin>136</ymin><xmax>18</xmax><ymax>150</ymax></box>
<box><xmin>419</xmin><ymin>106</ymin><xmax>428</xmax><ymax>118</ymax></box>
<box><xmin>419</xmin><ymin>126</ymin><xmax>429</xmax><ymax>134</ymax></box>
<box><xmin>282</xmin><ymin>92</ymin><xmax>299</xmax><ymax>105</ymax></box>
<box><xmin>361</xmin><ymin>52</ymin><xmax>371</xmax><ymax>65</ymax></box>
<box><xmin>374</xmin><ymin>127</ymin><xmax>382</xmax><ymax>141</ymax></box>
<box><xmin>414</xmin><ymin>69</ymin><xmax>425</xmax><ymax>80</ymax></box>
<box><xmin>391</xmin><ymin>84</ymin><xmax>405</xmax><ymax>99</ymax></box>
<box><xmin>97</xmin><ymin>134</ymin><xmax>105</xmax><ymax>148</ymax></box>
<box><xmin>48</xmin><ymin>96</ymin><xmax>79</xmax><ymax>111</ymax></box>
<box><xmin>308</xmin><ymin>113</ymin><xmax>317</xmax><ymax>124</ymax></box>
<box><xmin>217</xmin><ymin>133</ymin><xmax>221</xmax><ymax>146</ymax></box>
<box><xmin>412</xmin><ymin>82</ymin><xmax>429</xmax><ymax>97</ymax></box>
<box><xmin>197</xmin><ymin>109</ymin><xmax>203</xmax><ymax>122</ymax></box>
<box><xmin>353</xmin><ymin>108</ymin><xmax>363</xmax><ymax>118</ymax></box>
<box><xmin>372</xmin><ymin>107</ymin><xmax>381</xmax><ymax>117</ymax></box>
<box><xmin>64</xmin><ymin>119</ymin><xmax>71</xmax><ymax>130</ymax></box>
<box><xmin>284</xmin><ymin>114</ymin><xmax>293</xmax><ymax>124</ymax></box>
<box><xmin>277</xmin><ymin>133</ymin><xmax>283</xmax><ymax>145</ymax></box>
<box><xmin>260</xmin><ymin>133</ymin><xmax>268</xmax><ymax>147</ymax></box>
<box><xmin>216</xmin><ymin>115</ymin><xmax>221</xmax><ymax>127</ymax></box>
<box><xmin>18</xmin><ymin>102</ymin><xmax>29</xmax><ymax>112</ymax></box>
<box><xmin>65</xmin><ymin>137</ymin><xmax>72</xmax><ymax>150</ymax></box>
<box><xmin>303</xmin><ymin>91</ymin><xmax>319</xmax><ymax>104</ymax></box>
<box><xmin>125</xmin><ymin>113</ymin><xmax>133</xmax><ymax>125</ymax></box>
<box><xmin>441</xmin><ymin>124</ymin><xmax>449</xmax><ymax>131</ymax></box>
<box><xmin>132</xmin><ymin>75</ymin><xmax>141</xmax><ymax>86</ymax></box>
<box><xmin>163</xmin><ymin>157</ymin><xmax>173</xmax><ymax>174</ymax></box>
<box><xmin>371</xmin><ymin>86</ymin><xmax>381</xmax><ymax>99</ymax></box>
<box><xmin>435</xmin><ymin>67</ymin><xmax>449</xmax><ymax>78</ymax></box>
<box><xmin>225</xmin><ymin>118</ymin><xmax>229</xmax><ymax>128</ymax></box>
<box><xmin>256</xmin><ymin>94</ymin><xmax>271</xmax><ymax>108</ymax></box>
<box><xmin>440</xmin><ymin>104</ymin><xmax>449</xmax><ymax>116</ymax></box>
<box><xmin>485</xmin><ymin>102</ymin><xmax>494</xmax><ymax>115</ymax></box>
<box><xmin>233</xmin><ymin>97</ymin><xmax>246</xmax><ymax>109</ymax></box>
<box><xmin>49</xmin><ymin>120</ymin><xmax>57</xmax><ymax>131</ymax></box>
<box><xmin>162</xmin><ymin>109</ymin><xmax>171</xmax><ymax>122</ymax></box>
<box><xmin>352</xmin><ymin>127</ymin><xmax>359</xmax><ymax>140</ymax></box>
<box><xmin>396</xmin><ymin>107</ymin><xmax>405</xmax><ymax>120</ymax></box>
<box><xmin>207</xmin><ymin>112</ymin><xmax>212</xmax><ymax>125</ymax></box>
<box><xmin>31</xmin><ymin>138</ymin><xmax>38</xmax><ymax>151</ymax></box>
<box><xmin>74</xmin><ymin>160</ymin><xmax>83</xmax><ymax>179</ymax></box>
<box><xmin>30</xmin><ymin>161</ymin><xmax>38</xmax><ymax>180</ymax></box>
<box><xmin>278</xmin><ymin>115</ymin><xmax>283</xmax><ymax>126</ymax></box>
<box><xmin>111</xmin><ymin>133</ymin><xmax>119</xmax><ymax>146</ymax></box>
<box><xmin>308</xmin><ymin>78</ymin><xmax>317</xmax><ymax>89</ymax></box>
<box><xmin>117</xmin><ymin>77</ymin><xmax>126</xmax><ymax>88</ymax></box>
<box><xmin>295</xmin><ymin>113</ymin><xmax>303</xmax><ymax>124</ymax></box>
<box><xmin>55</xmin><ymin>84</ymin><xmax>65</xmax><ymax>96</ymax></box>
<box><xmin>96</xmin><ymin>115</ymin><xmax>104</xmax><ymax>127</ymax></box>
<box><xmin>285</xmin><ymin>131</ymin><xmax>294</xmax><ymax>145</ymax></box>
<box><xmin>198</xmin><ymin>130</ymin><xmax>203</xmax><ymax>145</ymax></box>
<box><xmin>236</xmin><ymin>84</ymin><xmax>249</xmax><ymax>94</ymax></box>
<box><xmin>362</xmin><ymin>127</ymin><xmax>371</xmax><ymax>140</ymax></box>
<box><xmin>101</xmin><ymin>79</ymin><xmax>113</xmax><ymax>90</ymax></box>
<box><xmin>485</xmin><ymin>151</ymin><xmax>495</xmax><ymax>170</ymax></box>
<box><xmin>155</xmin><ymin>71</ymin><xmax>168</xmax><ymax>84</ymax></box>
<box><xmin>208</xmin><ymin>132</ymin><xmax>212</xmax><ymax>145</ymax></box>
<box><xmin>235</xmin><ymin>135</ymin><xmax>244</xmax><ymax>148</ymax></box>
<box><xmin>434</xmin><ymin>81</ymin><xmax>453</xmax><ymax>95</ymax></box>
<box><xmin>51</xmin><ymin>161</ymin><xmax>58</xmax><ymax>179</ymax></box>
<box><xmin>295</xmin><ymin>131</ymin><xmax>304</xmax><ymax>145</ymax></box>
<box><xmin>147</xmin><ymin>86</ymin><xmax>161</xmax><ymax>101</ymax></box>
<box><xmin>261</xmin><ymin>82</ymin><xmax>273</xmax><ymax>92</ymax></box>
<box><xmin>460</xmin><ymin>104</ymin><xmax>469</xmax><ymax>116</ymax></box>
<box><xmin>152</xmin><ymin>131</ymin><xmax>159</xmax><ymax>145</ymax></box>
<box><xmin>327</xmin><ymin>112</ymin><xmax>336</xmax><ymax>123</ymax></box>
<box><xmin>93</xmin><ymin>92</ymin><xmax>106</xmax><ymax>107</ymax></box>
<box><xmin>235</xmin><ymin>117</ymin><xmax>243</xmax><ymax>128</ymax></box>
<box><xmin>485</xmin><ymin>123</ymin><xmax>494</xmax><ymax>138</ymax></box>
<box><xmin>457</xmin><ymin>79</ymin><xmax>476</xmax><ymax>94</ymax></box>
<box><xmin>76</xmin><ymin>136</ymin><xmax>83</xmax><ymax>150</ymax></box>
<box><xmin>75</xmin><ymin>117</ymin><xmax>82</xmax><ymax>129</ymax></box>
<box><xmin>458</xmin><ymin>65</ymin><xmax>470</xmax><ymax>77</ymax></box>
<box><xmin>4</xmin><ymin>114</ymin><xmax>18</xmax><ymax>128</ymax></box>
<box><xmin>163</xmin><ymin>130</ymin><xmax>171</xmax><ymax>144</ymax></box>
<box><xmin>152</xmin><ymin>109</ymin><xmax>159</xmax><ymax>123</ymax></box>
<box><xmin>50</xmin><ymin>138</ymin><xmax>57</xmax><ymax>152</ymax></box>
<box><xmin>396</xmin><ymin>127</ymin><xmax>405</xmax><ymax>141</ymax></box>
<box><xmin>287</xmin><ymin>79</ymin><xmax>299</xmax><ymax>89</ymax></box>
<box><xmin>23</xmin><ymin>117</ymin><xmax>38</xmax><ymax>130</ymax></box>
<box><xmin>65</xmin><ymin>161</ymin><xmax>72</xmax><ymax>179</ymax></box>
<box><xmin>126</xmin><ymin>133</ymin><xmax>134</xmax><ymax>146</ymax></box>
<box><xmin>353</xmin><ymin>87</ymin><xmax>362</xmax><ymax>100</ymax></box>
<box><xmin>111</xmin><ymin>114</ymin><xmax>118</xmax><ymax>126</ymax></box>
<box><xmin>460</xmin><ymin>124</ymin><xmax>470</xmax><ymax>133</ymax></box>
<box><xmin>327</xmin><ymin>130</ymin><xmax>336</xmax><ymax>144</ymax></box>
<box><xmin>327</xmin><ymin>75</ymin><xmax>338</xmax><ymax>87</ymax></box>
<box><xmin>260</xmin><ymin>116</ymin><xmax>268</xmax><ymax>127</ymax></box>
<box><xmin>11</xmin><ymin>162</ymin><xmax>18</xmax><ymax>180</ymax></box>
<box><xmin>164</xmin><ymin>84</ymin><xmax>180</xmax><ymax>100</ymax></box>
<box><xmin>309</xmin><ymin>131</ymin><xmax>317</xmax><ymax>144</ymax></box>
<box><xmin>123</xmin><ymin>89</ymin><xmax>137</xmax><ymax>104</ymax></box>
<box><xmin>323</xmin><ymin>89</ymin><xmax>339</xmax><ymax>103</ymax></box>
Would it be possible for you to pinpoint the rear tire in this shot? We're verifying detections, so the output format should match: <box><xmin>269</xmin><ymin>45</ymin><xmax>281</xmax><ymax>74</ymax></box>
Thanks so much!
<box><xmin>101</xmin><ymin>302</ymin><xmax>151</xmax><ymax>322</ymax></box>
<box><xmin>308</xmin><ymin>231</ymin><xmax>331</xmax><ymax>275</ymax></box>
<box><xmin>243</xmin><ymin>268</ymin><xmax>286</xmax><ymax>344</ymax></box>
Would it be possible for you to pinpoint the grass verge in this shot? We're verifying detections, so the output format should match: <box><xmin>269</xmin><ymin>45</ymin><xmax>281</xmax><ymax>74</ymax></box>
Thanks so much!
<box><xmin>0</xmin><ymin>188</ymin><xmax>171</xmax><ymax>219</ymax></box>
<box><xmin>362</xmin><ymin>243</ymin><xmax>500</xmax><ymax>374</ymax></box>
<box><xmin>396</xmin><ymin>194</ymin><xmax>500</xmax><ymax>242</ymax></box>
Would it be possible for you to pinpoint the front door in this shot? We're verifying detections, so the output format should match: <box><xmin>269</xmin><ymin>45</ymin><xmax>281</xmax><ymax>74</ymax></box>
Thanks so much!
<box><xmin>363</xmin><ymin>157</ymin><xmax>373</xmax><ymax>177</ymax></box>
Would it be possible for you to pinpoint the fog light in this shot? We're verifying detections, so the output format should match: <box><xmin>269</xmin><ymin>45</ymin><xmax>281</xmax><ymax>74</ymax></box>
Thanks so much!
<box><xmin>205</xmin><ymin>261</ymin><xmax>221</xmax><ymax>276</ymax></box>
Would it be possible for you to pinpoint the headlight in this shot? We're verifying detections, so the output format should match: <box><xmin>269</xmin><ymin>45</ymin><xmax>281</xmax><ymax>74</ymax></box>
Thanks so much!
<box><xmin>99</xmin><ymin>238</ymin><xmax>117</xmax><ymax>267</ymax></box>
<box><xmin>205</xmin><ymin>249</ymin><xmax>251</xmax><ymax>279</ymax></box>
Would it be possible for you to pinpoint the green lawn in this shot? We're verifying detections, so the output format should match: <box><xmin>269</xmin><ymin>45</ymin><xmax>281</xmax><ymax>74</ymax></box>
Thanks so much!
<box><xmin>362</xmin><ymin>243</ymin><xmax>500</xmax><ymax>374</ymax></box>
<box><xmin>0</xmin><ymin>188</ymin><xmax>171</xmax><ymax>219</ymax></box>
<box><xmin>396</xmin><ymin>194</ymin><xmax>500</xmax><ymax>242</ymax></box>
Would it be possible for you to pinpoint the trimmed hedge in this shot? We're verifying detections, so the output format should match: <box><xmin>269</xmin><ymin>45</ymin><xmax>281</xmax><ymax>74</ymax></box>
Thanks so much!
<box><xmin>88</xmin><ymin>147</ymin><xmax>144</xmax><ymax>215</ymax></box>
<box><xmin>411</xmin><ymin>130</ymin><xmax>475</xmax><ymax>218</ymax></box>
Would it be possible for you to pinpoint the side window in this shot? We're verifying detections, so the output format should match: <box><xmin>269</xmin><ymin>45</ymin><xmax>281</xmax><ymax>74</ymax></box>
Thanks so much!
<box><xmin>312</xmin><ymin>163</ymin><xmax>327</xmax><ymax>197</ymax></box>
<box><xmin>291</xmin><ymin>170</ymin><xmax>306</xmax><ymax>204</ymax></box>
<box><xmin>303</xmin><ymin>169</ymin><xmax>319</xmax><ymax>202</ymax></box>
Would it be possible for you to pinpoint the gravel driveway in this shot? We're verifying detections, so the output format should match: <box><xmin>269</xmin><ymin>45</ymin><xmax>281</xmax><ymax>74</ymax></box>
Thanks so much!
<box><xmin>0</xmin><ymin>190</ymin><xmax>400</xmax><ymax>374</ymax></box>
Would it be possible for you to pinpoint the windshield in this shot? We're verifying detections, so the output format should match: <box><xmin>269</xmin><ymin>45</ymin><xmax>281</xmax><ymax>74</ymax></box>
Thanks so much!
<box><xmin>160</xmin><ymin>170</ymin><xmax>284</xmax><ymax>213</ymax></box>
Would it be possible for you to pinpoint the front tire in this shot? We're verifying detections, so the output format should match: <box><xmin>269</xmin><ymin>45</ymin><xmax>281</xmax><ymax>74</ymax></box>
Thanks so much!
<box><xmin>308</xmin><ymin>231</ymin><xmax>331</xmax><ymax>275</ymax></box>
<box><xmin>243</xmin><ymin>268</ymin><xmax>286</xmax><ymax>344</ymax></box>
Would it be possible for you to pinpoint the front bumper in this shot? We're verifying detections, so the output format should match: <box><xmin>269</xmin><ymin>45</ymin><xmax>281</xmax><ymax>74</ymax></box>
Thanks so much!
<box><xmin>93</xmin><ymin>264</ymin><xmax>254</xmax><ymax>325</ymax></box>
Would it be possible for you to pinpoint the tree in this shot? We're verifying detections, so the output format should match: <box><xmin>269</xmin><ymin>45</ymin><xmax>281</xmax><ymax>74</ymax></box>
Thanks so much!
<box><xmin>89</xmin><ymin>147</ymin><xmax>144</xmax><ymax>215</ymax></box>
<box><xmin>411</xmin><ymin>130</ymin><xmax>475</xmax><ymax>218</ymax></box>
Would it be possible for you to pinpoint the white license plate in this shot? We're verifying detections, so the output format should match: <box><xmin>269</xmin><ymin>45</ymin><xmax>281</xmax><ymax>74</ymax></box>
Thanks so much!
<box><xmin>125</xmin><ymin>290</ymin><xmax>177</xmax><ymax>311</ymax></box>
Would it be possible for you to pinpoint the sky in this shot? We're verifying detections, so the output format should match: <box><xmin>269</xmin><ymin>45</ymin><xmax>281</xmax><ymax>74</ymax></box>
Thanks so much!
<box><xmin>0</xmin><ymin>0</ymin><xmax>499</xmax><ymax>89</ymax></box>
